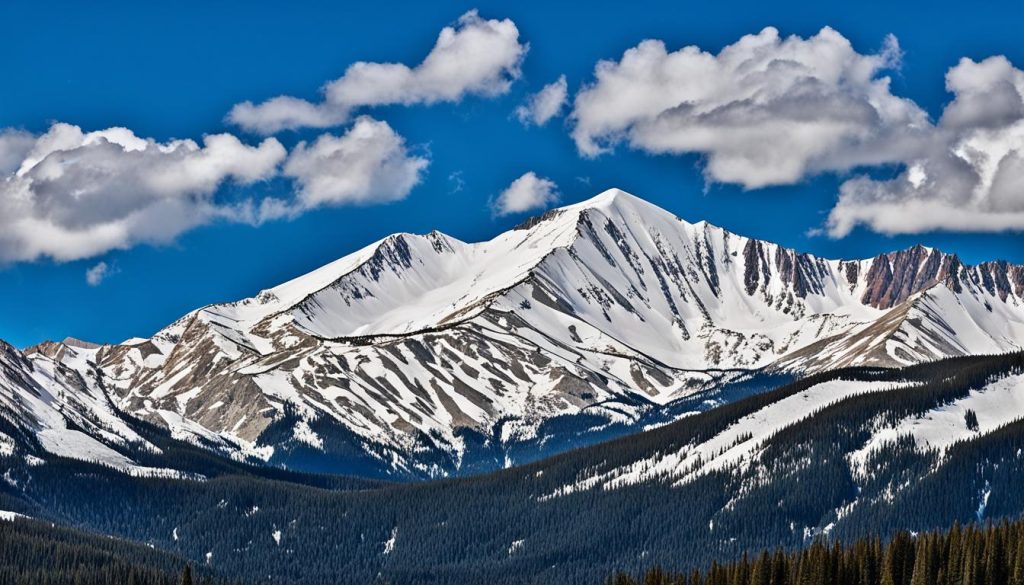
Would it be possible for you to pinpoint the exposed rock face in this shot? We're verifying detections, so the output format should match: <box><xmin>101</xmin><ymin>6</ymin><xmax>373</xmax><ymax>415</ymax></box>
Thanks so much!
<box><xmin>860</xmin><ymin>246</ymin><xmax>951</xmax><ymax>308</ymax></box>
<box><xmin>25</xmin><ymin>337</ymin><xmax>100</xmax><ymax>361</ymax></box>
<box><xmin>853</xmin><ymin>246</ymin><xmax>1024</xmax><ymax>312</ymax></box>
<box><xmin>16</xmin><ymin>189</ymin><xmax>1024</xmax><ymax>478</ymax></box>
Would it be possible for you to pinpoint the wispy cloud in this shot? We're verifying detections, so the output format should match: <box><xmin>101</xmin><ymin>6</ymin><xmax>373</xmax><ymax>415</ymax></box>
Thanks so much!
<box><xmin>516</xmin><ymin>75</ymin><xmax>568</xmax><ymax>126</ymax></box>
<box><xmin>85</xmin><ymin>261</ymin><xmax>117</xmax><ymax>286</ymax></box>
<box><xmin>448</xmin><ymin>170</ymin><xmax>466</xmax><ymax>193</ymax></box>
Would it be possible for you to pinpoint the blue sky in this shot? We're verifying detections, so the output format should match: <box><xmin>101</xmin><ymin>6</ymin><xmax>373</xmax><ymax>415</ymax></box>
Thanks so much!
<box><xmin>1</xmin><ymin>0</ymin><xmax>1022</xmax><ymax>348</ymax></box>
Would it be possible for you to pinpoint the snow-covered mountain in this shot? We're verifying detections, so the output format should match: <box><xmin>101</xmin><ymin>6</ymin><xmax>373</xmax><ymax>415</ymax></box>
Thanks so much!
<box><xmin>6</xmin><ymin>351</ymin><xmax>1023</xmax><ymax>585</ymax></box>
<box><xmin>0</xmin><ymin>338</ymin><xmax>194</xmax><ymax>478</ymax></box>
<box><xmin>15</xmin><ymin>189</ymin><xmax>1024</xmax><ymax>477</ymax></box>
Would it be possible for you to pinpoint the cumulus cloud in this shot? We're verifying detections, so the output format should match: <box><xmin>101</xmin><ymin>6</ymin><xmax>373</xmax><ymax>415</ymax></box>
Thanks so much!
<box><xmin>570</xmin><ymin>27</ymin><xmax>928</xmax><ymax>189</ymax></box>
<box><xmin>85</xmin><ymin>261</ymin><xmax>116</xmax><ymax>286</ymax></box>
<box><xmin>570</xmin><ymin>27</ymin><xmax>1024</xmax><ymax>236</ymax></box>
<box><xmin>0</xmin><ymin>129</ymin><xmax>36</xmax><ymax>174</ymax></box>
<box><xmin>0</xmin><ymin>123</ymin><xmax>285</xmax><ymax>263</ymax></box>
<box><xmin>827</xmin><ymin>56</ymin><xmax>1024</xmax><ymax>236</ymax></box>
<box><xmin>0</xmin><ymin>118</ymin><xmax>429</xmax><ymax>263</ymax></box>
<box><xmin>280</xmin><ymin>116</ymin><xmax>428</xmax><ymax>210</ymax></box>
<box><xmin>516</xmin><ymin>75</ymin><xmax>568</xmax><ymax>126</ymax></box>
<box><xmin>229</xmin><ymin>11</ymin><xmax>527</xmax><ymax>134</ymax></box>
<box><xmin>492</xmin><ymin>172</ymin><xmax>559</xmax><ymax>216</ymax></box>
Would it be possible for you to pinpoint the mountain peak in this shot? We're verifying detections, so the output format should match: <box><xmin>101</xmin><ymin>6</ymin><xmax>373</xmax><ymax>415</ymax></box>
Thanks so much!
<box><xmin>512</xmin><ymin>188</ymin><xmax>646</xmax><ymax>231</ymax></box>
<box><xmin>61</xmin><ymin>336</ymin><xmax>101</xmax><ymax>350</ymax></box>
<box><xmin>124</xmin><ymin>189</ymin><xmax>1023</xmax><ymax>366</ymax></box>
<box><xmin>565</xmin><ymin>187</ymin><xmax>661</xmax><ymax>215</ymax></box>
<box><xmin>577</xmin><ymin>187</ymin><xmax>637</xmax><ymax>205</ymax></box>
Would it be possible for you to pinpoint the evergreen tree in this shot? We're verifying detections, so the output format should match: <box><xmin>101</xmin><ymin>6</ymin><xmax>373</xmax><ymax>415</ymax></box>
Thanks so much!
<box><xmin>621</xmin><ymin>513</ymin><xmax>1024</xmax><ymax>585</ymax></box>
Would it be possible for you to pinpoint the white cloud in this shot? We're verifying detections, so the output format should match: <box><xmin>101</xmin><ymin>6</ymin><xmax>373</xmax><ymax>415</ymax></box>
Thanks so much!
<box><xmin>0</xmin><ymin>129</ymin><xmax>36</xmax><ymax>174</ymax></box>
<box><xmin>492</xmin><ymin>172</ymin><xmax>559</xmax><ymax>216</ymax></box>
<box><xmin>0</xmin><ymin>123</ymin><xmax>286</xmax><ymax>263</ymax></box>
<box><xmin>516</xmin><ymin>75</ymin><xmax>568</xmax><ymax>126</ymax></box>
<box><xmin>0</xmin><ymin>118</ymin><xmax>430</xmax><ymax>263</ymax></box>
<box><xmin>85</xmin><ymin>261</ymin><xmax>116</xmax><ymax>286</ymax></box>
<box><xmin>570</xmin><ymin>27</ymin><xmax>1024</xmax><ymax>236</ymax></box>
<box><xmin>570</xmin><ymin>27</ymin><xmax>928</xmax><ymax>189</ymax></box>
<box><xmin>229</xmin><ymin>11</ymin><xmax>527</xmax><ymax>134</ymax></box>
<box><xmin>280</xmin><ymin>116</ymin><xmax>429</xmax><ymax>209</ymax></box>
<box><xmin>228</xmin><ymin>97</ymin><xmax>350</xmax><ymax>138</ymax></box>
<box><xmin>827</xmin><ymin>56</ymin><xmax>1024</xmax><ymax>236</ymax></box>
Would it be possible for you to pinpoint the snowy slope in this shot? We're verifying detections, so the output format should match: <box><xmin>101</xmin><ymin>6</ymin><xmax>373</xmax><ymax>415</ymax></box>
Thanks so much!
<box><xmin>546</xmin><ymin>378</ymin><xmax>919</xmax><ymax>498</ymax></box>
<box><xmin>546</xmin><ymin>356</ymin><xmax>1024</xmax><ymax>517</ymax></box>
<box><xmin>849</xmin><ymin>373</ymin><xmax>1024</xmax><ymax>473</ymax></box>
<box><xmin>20</xmin><ymin>188</ymin><xmax>1024</xmax><ymax>478</ymax></box>
<box><xmin>0</xmin><ymin>340</ymin><xmax>191</xmax><ymax>477</ymax></box>
<box><xmin>774</xmin><ymin>283</ymin><xmax>1024</xmax><ymax>371</ymax></box>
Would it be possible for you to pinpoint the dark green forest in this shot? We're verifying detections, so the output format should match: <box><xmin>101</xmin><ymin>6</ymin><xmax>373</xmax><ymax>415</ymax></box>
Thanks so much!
<box><xmin>614</xmin><ymin>518</ymin><xmax>1024</xmax><ymax>585</ymax></box>
<box><xmin>0</xmin><ymin>518</ymin><xmax>228</xmax><ymax>585</ymax></box>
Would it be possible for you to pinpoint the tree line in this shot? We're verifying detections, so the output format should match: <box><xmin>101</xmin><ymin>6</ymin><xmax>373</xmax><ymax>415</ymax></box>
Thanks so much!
<box><xmin>0</xmin><ymin>517</ymin><xmax>233</xmax><ymax>585</ymax></box>
<box><xmin>610</xmin><ymin>518</ymin><xmax>1024</xmax><ymax>585</ymax></box>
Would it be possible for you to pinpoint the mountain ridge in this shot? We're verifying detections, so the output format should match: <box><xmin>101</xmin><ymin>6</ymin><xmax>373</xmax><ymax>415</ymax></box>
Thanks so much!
<box><xmin>22</xmin><ymin>189</ymin><xmax>1022</xmax><ymax>351</ymax></box>
<box><xmin>10</xmin><ymin>188</ymin><xmax>1024</xmax><ymax>479</ymax></box>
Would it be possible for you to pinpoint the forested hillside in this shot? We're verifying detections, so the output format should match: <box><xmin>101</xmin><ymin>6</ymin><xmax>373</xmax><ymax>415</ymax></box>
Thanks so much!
<box><xmin>614</xmin><ymin>518</ymin><xmax>1024</xmax><ymax>585</ymax></box>
<box><xmin>0</xmin><ymin>517</ymin><xmax>226</xmax><ymax>585</ymax></box>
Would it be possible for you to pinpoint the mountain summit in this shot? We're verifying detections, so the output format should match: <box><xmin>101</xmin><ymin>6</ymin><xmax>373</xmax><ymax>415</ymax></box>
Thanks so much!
<box><xmin>15</xmin><ymin>189</ymin><xmax>1024</xmax><ymax>478</ymax></box>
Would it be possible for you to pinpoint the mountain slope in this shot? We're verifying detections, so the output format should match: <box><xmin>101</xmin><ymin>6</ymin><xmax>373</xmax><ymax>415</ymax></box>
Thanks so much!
<box><xmin>774</xmin><ymin>280</ymin><xmax>1024</xmax><ymax>371</ymax></box>
<box><xmin>0</xmin><ymin>339</ymin><xmax>181</xmax><ymax>476</ymax></box>
<box><xmin>2</xmin><ymin>352</ymin><xmax>1022</xmax><ymax>584</ymax></box>
<box><xmin>26</xmin><ymin>189</ymin><xmax>1024</xmax><ymax>478</ymax></box>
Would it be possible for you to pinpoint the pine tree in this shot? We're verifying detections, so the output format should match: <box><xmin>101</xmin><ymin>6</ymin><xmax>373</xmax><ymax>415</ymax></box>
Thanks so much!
<box><xmin>769</xmin><ymin>549</ymin><xmax>788</xmax><ymax>585</ymax></box>
<box><xmin>644</xmin><ymin>565</ymin><xmax>669</xmax><ymax>585</ymax></box>
<box><xmin>616</xmin><ymin>514</ymin><xmax>1024</xmax><ymax>585</ymax></box>
<box><xmin>947</xmin><ymin>523</ymin><xmax>964</xmax><ymax>585</ymax></box>
<box><xmin>1012</xmin><ymin>533</ymin><xmax>1024</xmax><ymax>585</ymax></box>
<box><xmin>964</xmin><ymin>410</ymin><xmax>980</xmax><ymax>431</ymax></box>
<box><xmin>984</xmin><ymin>529</ymin><xmax>1006</xmax><ymax>585</ymax></box>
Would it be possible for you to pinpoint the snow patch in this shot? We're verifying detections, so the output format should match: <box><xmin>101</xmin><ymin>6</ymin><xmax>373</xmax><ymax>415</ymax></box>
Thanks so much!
<box><xmin>0</xmin><ymin>511</ymin><xmax>27</xmax><ymax>522</ymax></box>
<box><xmin>293</xmin><ymin>420</ymin><xmax>325</xmax><ymax>450</ymax></box>
<box><xmin>850</xmin><ymin>373</ymin><xmax>1024</xmax><ymax>474</ymax></box>
<box><xmin>550</xmin><ymin>379</ymin><xmax>916</xmax><ymax>497</ymax></box>
<box><xmin>383</xmin><ymin>527</ymin><xmax>398</xmax><ymax>555</ymax></box>
<box><xmin>977</xmin><ymin>482</ymin><xmax>992</xmax><ymax>521</ymax></box>
<box><xmin>508</xmin><ymin>539</ymin><xmax>525</xmax><ymax>555</ymax></box>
